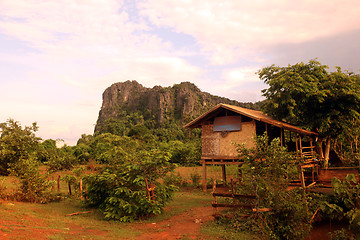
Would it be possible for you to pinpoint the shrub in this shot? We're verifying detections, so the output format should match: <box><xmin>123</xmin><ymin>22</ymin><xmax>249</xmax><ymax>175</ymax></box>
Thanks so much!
<box><xmin>44</xmin><ymin>147</ymin><xmax>78</xmax><ymax>171</ymax></box>
<box><xmin>228</xmin><ymin>134</ymin><xmax>312</xmax><ymax>240</ymax></box>
<box><xmin>84</xmin><ymin>149</ymin><xmax>177</xmax><ymax>222</ymax></box>
<box><xmin>321</xmin><ymin>174</ymin><xmax>360</xmax><ymax>237</ymax></box>
<box><xmin>190</xmin><ymin>172</ymin><xmax>201</xmax><ymax>186</ymax></box>
<box><xmin>0</xmin><ymin>177</ymin><xmax>8</xmax><ymax>199</ymax></box>
<box><xmin>163</xmin><ymin>172</ymin><xmax>186</xmax><ymax>187</ymax></box>
<box><xmin>10</xmin><ymin>156</ymin><xmax>57</xmax><ymax>203</ymax></box>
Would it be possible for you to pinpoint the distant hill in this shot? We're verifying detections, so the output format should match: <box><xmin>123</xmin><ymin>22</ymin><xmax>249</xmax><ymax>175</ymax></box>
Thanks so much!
<box><xmin>94</xmin><ymin>80</ymin><xmax>260</xmax><ymax>134</ymax></box>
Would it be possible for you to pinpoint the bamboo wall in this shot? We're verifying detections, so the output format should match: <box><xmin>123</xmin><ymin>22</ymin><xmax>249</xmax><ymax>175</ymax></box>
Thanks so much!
<box><xmin>201</xmin><ymin>121</ymin><xmax>256</xmax><ymax>158</ymax></box>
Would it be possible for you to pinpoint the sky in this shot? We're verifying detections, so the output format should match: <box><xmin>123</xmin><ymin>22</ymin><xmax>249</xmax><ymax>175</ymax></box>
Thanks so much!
<box><xmin>0</xmin><ymin>0</ymin><xmax>359</xmax><ymax>145</ymax></box>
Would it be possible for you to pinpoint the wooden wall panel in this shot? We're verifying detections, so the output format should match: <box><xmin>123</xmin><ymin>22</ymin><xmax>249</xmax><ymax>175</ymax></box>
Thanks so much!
<box><xmin>219</xmin><ymin>121</ymin><xmax>256</xmax><ymax>157</ymax></box>
<box><xmin>201</xmin><ymin>124</ymin><xmax>220</xmax><ymax>157</ymax></box>
<box><xmin>201</xmin><ymin>121</ymin><xmax>256</xmax><ymax>158</ymax></box>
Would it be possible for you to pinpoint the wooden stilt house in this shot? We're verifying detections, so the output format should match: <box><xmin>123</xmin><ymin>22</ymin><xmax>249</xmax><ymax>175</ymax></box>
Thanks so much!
<box><xmin>184</xmin><ymin>103</ymin><xmax>319</xmax><ymax>191</ymax></box>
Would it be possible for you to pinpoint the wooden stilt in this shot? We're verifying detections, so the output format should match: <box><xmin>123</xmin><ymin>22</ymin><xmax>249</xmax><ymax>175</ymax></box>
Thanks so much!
<box><xmin>312</xmin><ymin>167</ymin><xmax>315</xmax><ymax>183</ymax></box>
<box><xmin>221</xmin><ymin>165</ymin><xmax>227</xmax><ymax>183</ymax></box>
<box><xmin>298</xmin><ymin>166</ymin><xmax>305</xmax><ymax>188</ymax></box>
<box><xmin>202</xmin><ymin>161</ymin><xmax>207</xmax><ymax>192</ymax></box>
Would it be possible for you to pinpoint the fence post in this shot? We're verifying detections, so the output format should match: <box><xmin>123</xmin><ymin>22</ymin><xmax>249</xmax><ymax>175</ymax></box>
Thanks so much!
<box><xmin>57</xmin><ymin>175</ymin><xmax>60</xmax><ymax>192</ymax></box>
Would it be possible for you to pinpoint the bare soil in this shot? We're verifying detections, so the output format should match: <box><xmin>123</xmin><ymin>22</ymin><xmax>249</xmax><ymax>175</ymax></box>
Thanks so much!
<box><xmin>132</xmin><ymin>206</ymin><xmax>215</xmax><ymax>240</ymax></box>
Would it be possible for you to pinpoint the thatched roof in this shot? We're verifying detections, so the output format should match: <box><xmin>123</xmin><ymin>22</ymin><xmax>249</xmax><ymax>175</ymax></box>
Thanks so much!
<box><xmin>184</xmin><ymin>103</ymin><xmax>318</xmax><ymax>136</ymax></box>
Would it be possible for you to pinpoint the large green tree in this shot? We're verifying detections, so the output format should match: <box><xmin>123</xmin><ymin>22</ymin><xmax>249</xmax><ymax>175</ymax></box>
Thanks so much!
<box><xmin>0</xmin><ymin>119</ymin><xmax>40</xmax><ymax>175</ymax></box>
<box><xmin>258</xmin><ymin>60</ymin><xmax>360</xmax><ymax>166</ymax></box>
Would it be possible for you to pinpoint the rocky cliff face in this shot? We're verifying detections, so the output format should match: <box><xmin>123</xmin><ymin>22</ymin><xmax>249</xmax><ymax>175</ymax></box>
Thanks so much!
<box><xmin>94</xmin><ymin>80</ymin><xmax>255</xmax><ymax>133</ymax></box>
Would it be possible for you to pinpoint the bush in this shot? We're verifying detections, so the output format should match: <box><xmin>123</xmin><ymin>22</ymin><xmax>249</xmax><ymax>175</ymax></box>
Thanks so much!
<box><xmin>163</xmin><ymin>172</ymin><xmax>186</xmax><ymax>187</ymax></box>
<box><xmin>321</xmin><ymin>174</ymin><xmax>360</xmax><ymax>237</ymax></box>
<box><xmin>227</xmin><ymin>134</ymin><xmax>312</xmax><ymax>239</ymax></box>
<box><xmin>10</xmin><ymin>156</ymin><xmax>58</xmax><ymax>203</ymax></box>
<box><xmin>0</xmin><ymin>177</ymin><xmax>8</xmax><ymax>199</ymax></box>
<box><xmin>84</xmin><ymin>149</ymin><xmax>177</xmax><ymax>222</ymax></box>
<box><xmin>44</xmin><ymin>147</ymin><xmax>78</xmax><ymax>171</ymax></box>
<box><xmin>190</xmin><ymin>172</ymin><xmax>201</xmax><ymax>186</ymax></box>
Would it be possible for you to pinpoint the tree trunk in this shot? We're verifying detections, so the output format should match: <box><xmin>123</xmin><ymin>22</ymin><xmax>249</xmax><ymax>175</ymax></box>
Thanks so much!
<box><xmin>324</xmin><ymin>137</ymin><xmax>331</xmax><ymax>169</ymax></box>
<box><xmin>317</xmin><ymin>138</ymin><xmax>324</xmax><ymax>159</ymax></box>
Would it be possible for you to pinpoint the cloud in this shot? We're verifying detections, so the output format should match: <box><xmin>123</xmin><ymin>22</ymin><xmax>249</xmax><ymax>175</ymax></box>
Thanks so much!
<box><xmin>139</xmin><ymin>0</ymin><xmax>360</xmax><ymax>64</ymax></box>
<box><xmin>262</xmin><ymin>29</ymin><xmax>360</xmax><ymax>72</ymax></box>
<box><xmin>0</xmin><ymin>0</ymin><xmax>204</xmax><ymax>144</ymax></box>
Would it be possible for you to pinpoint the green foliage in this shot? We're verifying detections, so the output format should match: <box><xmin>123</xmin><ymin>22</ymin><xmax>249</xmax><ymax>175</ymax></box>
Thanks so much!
<box><xmin>190</xmin><ymin>172</ymin><xmax>201</xmax><ymax>186</ymax></box>
<box><xmin>90</xmin><ymin>133</ymin><xmax>139</xmax><ymax>164</ymax></box>
<box><xmin>0</xmin><ymin>177</ymin><xmax>8</xmax><ymax>199</ymax></box>
<box><xmin>259</xmin><ymin>60</ymin><xmax>360</xmax><ymax>165</ymax></box>
<box><xmin>259</xmin><ymin>60</ymin><xmax>360</xmax><ymax>137</ymax></box>
<box><xmin>0</xmin><ymin>119</ymin><xmax>40</xmax><ymax>175</ymax></box>
<box><xmin>163</xmin><ymin>172</ymin><xmax>187</xmax><ymax>187</ymax></box>
<box><xmin>321</xmin><ymin>174</ymin><xmax>360</xmax><ymax>236</ymax></box>
<box><xmin>230</xmin><ymin>134</ymin><xmax>312</xmax><ymax>240</ymax></box>
<box><xmin>329</xmin><ymin>228</ymin><xmax>354</xmax><ymax>240</ymax></box>
<box><xmin>236</xmin><ymin>134</ymin><xmax>299</xmax><ymax>194</ymax></box>
<box><xmin>84</xmin><ymin>148</ymin><xmax>177</xmax><ymax>222</ymax></box>
<box><xmin>43</xmin><ymin>146</ymin><xmax>78</xmax><ymax>171</ymax></box>
<box><xmin>160</xmin><ymin>139</ymin><xmax>201</xmax><ymax>166</ymax></box>
<box><xmin>10</xmin><ymin>156</ymin><xmax>56</xmax><ymax>203</ymax></box>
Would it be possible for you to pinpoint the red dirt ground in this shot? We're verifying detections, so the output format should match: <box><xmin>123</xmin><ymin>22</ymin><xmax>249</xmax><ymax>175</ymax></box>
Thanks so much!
<box><xmin>133</xmin><ymin>206</ymin><xmax>215</xmax><ymax>240</ymax></box>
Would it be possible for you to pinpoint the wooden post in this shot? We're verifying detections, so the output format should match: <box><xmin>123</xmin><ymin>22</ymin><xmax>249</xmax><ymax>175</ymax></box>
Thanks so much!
<box><xmin>213</xmin><ymin>178</ymin><xmax>217</xmax><ymax>214</ymax></box>
<box><xmin>221</xmin><ymin>165</ymin><xmax>227</xmax><ymax>183</ymax></box>
<box><xmin>51</xmin><ymin>176</ymin><xmax>55</xmax><ymax>190</ymax></box>
<box><xmin>298</xmin><ymin>166</ymin><xmax>305</xmax><ymax>188</ymax></box>
<box><xmin>57</xmin><ymin>175</ymin><xmax>60</xmax><ymax>193</ymax></box>
<box><xmin>280</xmin><ymin>128</ymin><xmax>283</xmax><ymax>146</ymax></box>
<box><xmin>312</xmin><ymin>167</ymin><xmax>315</xmax><ymax>183</ymax></box>
<box><xmin>295</xmin><ymin>134</ymin><xmax>299</xmax><ymax>151</ymax></box>
<box><xmin>79</xmin><ymin>179</ymin><xmax>83</xmax><ymax>199</ymax></box>
<box><xmin>68</xmin><ymin>181</ymin><xmax>72</xmax><ymax>196</ymax></box>
<box><xmin>202</xmin><ymin>161</ymin><xmax>207</xmax><ymax>192</ymax></box>
<box><xmin>265</xmin><ymin>123</ymin><xmax>268</xmax><ymax>136</ymax></box>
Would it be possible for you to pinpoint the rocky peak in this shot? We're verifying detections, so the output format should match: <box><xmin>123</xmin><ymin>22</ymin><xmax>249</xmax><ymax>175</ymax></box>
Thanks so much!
<box><xmin>94</xmin><ymin>80</ymin><xmax>256</xmax><ymax>133</ymax></box>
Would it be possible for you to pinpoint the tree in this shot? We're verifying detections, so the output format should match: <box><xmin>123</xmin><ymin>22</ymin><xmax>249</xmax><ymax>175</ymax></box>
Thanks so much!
<box><xmin>0</xmin><ymin>119</ymin><xmax>40</xmax><ymax>175</ymax></box>
<box><xmin>259</xmin><ymin>60</ymin><xmax>360</xmax><ymax>167</ymax></box>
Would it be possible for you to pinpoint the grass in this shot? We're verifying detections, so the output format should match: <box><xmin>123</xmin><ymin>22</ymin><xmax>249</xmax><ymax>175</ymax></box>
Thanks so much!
<box><xmin>0</xmin><ymin>198</ymin><xmax>140</xmax><ymax>239</ymax></box>
<box><xmin>175</xmin><ymin>165</ymin><xmax>239</xmax><ymax>181</ymax></box>
<box><xmin>201</xmin><ymin>221</ymin><xmax>259</xmax><ymax>240</ymax></box>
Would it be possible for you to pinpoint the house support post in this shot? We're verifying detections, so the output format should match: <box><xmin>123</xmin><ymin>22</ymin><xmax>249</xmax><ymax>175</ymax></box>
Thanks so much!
<box><xmin>202</xmin><ymin>161</ymin><xmax>207</xmax><ymax>192</ymax></box>
<box><xmin>222</xmin><ymin>165</ymin><xmax>227</xmax><ymax>183</ymax></box>
<box><xmin>298</xmin><ymin>165</ymin><xmax>305</xmax><ymax>188</ymax></box>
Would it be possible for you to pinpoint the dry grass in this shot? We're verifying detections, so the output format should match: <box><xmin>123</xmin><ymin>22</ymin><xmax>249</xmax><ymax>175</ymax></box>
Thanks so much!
<box><xmin>175</xmin><ymin>165</ymin><xmax>240</xmax><ymax>181</ymax></box>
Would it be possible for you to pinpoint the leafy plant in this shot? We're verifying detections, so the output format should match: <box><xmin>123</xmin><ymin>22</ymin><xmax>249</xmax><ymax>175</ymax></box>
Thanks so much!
<box><xmin>321</xmin><ymin>174</ymin><xmax>360</xmax><ymax>236</ymax></box>
<box><xmin>44</xmin><ymin>147</ymin><xmax>78</xmax><ymax>171</ymax></box>
<box><xmin>190</xmin><ymin>172</ymin><xmax>201</xmax><ymax>186</ymax></box>
<box><xmin>84</xmin><ymin>148</ymin><xmax>177</xmax><ymax>222</ymax></box>
<box><xmin>163</xmin><ymin>172</ymin><xmax>186</xmax><ymax>187</ymax></box>
<box><xmin>0</xmin><ymin>119</ymin><xmax>40</xmax><ymax>175</ymax></box>
<box><xmin>10</xmin><ymin>156</ymin><xmax>57</xmax><ymax>203</ymax></box>
<box><xmin>228</xmin><ymin>134</ymin><xmax>312</xmax><ymax>240</ymax></box>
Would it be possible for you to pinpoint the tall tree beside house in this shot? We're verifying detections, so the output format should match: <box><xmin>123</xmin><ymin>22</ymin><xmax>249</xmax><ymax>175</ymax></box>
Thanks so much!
<box><xmin>258</xmin><ymin>59</ymin><xmax>360</xmax><ymax>167</ymax></box>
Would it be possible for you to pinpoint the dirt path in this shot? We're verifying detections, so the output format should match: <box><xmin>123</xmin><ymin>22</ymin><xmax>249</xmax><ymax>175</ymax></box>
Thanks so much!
<box><xmin>132</xmin><ymin>206</ymin><xmax>215</xmax><ymax>240</ymax></box>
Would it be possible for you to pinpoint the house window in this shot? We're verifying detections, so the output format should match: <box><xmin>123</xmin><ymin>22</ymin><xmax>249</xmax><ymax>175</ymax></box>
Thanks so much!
<box><xmin>213</xmin><ymin>116</ymin><xmax>242</xmax><ymax>132</ymax></box>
